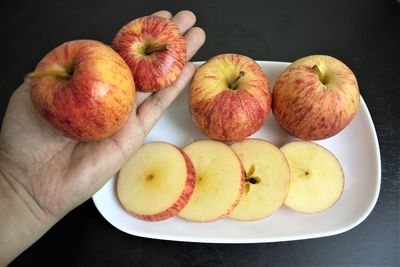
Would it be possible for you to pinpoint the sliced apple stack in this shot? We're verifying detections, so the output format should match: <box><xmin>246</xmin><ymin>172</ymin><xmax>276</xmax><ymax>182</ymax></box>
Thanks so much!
<box><xmin>281</xmin><ymin>141</ymin><xmax>344</xmax><ymax>213</ymax></box>
<box><xmin>117</xmin><ymin>142</ymin><xmax>195</xmax><ymax>221</ymax></box>
<box><xmin>178</xmin><ymin>140</ymin><xmax>244</xmax><ymax>222</ymax></box>
<box><xmin>229</xmin><ymin>139</ymin><xmax>290</xmax><ymax>221</ymax></box>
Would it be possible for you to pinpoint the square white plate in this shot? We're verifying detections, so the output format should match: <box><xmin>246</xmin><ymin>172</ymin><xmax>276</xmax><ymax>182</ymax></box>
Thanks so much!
<box><xmin>92</xmin><ymin>61</ymin><xmax>381</xmax><ymax>243</ymax></box>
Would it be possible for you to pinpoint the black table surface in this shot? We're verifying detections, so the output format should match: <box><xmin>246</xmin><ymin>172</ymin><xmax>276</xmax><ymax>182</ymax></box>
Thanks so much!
<box><xmin>1</xmin><ymin>0</ymin><xmax>399</xmax><ymax>266</ymax></box>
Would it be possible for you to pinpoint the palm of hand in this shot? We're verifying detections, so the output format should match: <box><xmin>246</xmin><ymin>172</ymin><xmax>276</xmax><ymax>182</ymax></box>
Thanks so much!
<box><xmin>1</xmin><ymin>82</ymin><xmax>133</xmax><ymax>217</ymax></box>
<box><xmin>0</xmin><ymin>10</ymin><xmax>205</xmax><ymax>220</ymax></box>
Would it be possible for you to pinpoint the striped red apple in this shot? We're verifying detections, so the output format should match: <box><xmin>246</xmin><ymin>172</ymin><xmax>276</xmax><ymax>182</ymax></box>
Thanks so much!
<box><xmin>112</xmin><ymin>15</ymin><xmax>186</xmax><ymax>92</ymax></box>
<box><xmin>272</xmin><ymin>55</ymin><xmax>360</xmax><ymax>140</ymax></box>
<box><xmin>28</xmin><ymin>40</ymin><xmax>135</xmax><ymax>141</ymax></box>
<box><xmin>189</xmin><ymin>54</ymin><xmax>271</xmax><ymax>141</ymax></box>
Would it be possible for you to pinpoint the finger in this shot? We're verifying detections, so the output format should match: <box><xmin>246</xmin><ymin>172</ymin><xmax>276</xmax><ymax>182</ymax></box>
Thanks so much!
<box><xmin>184</xmin><ymin>27</ymin><xmax>206</xmax><ymax>61</ymax></box>
<box><xmin>135</xmin><ymin>92</ymin><xmax>152</xmax><ymax>107</ymax></box>
<box><xmin>138</xmin><ymin>62</ymin><xmax>196</xmax><ymax>134</ymax></box>
<box><xmin>171</xmin><ymin>10</ymin><xmax>196</xmax><ymax>34</ymax></box>
<box><xmin>151</xmin><ymin>10</ymin><xmax>173</xmax><ymax>19</ymax></box>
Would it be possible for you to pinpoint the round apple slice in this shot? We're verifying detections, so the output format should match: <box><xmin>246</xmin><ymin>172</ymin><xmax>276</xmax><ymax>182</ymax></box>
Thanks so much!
<box><xmin>178</xmin><ymin>140</ymin><xmax>244</xmax><ymax>222</ymax></box>
<box><xmin>229</xmin><ymin>139</ymin><xmax>290</xmax><ymax>221</ymax></box>
<box><xmin>281</xmin><ymin>141</ymin><xmax>344</xmax><ymax>213</ymax></box>
<box><xmin>117</xmin><ymin>142</ymin><xmax>195</xmax><ymax>221</ymax></box>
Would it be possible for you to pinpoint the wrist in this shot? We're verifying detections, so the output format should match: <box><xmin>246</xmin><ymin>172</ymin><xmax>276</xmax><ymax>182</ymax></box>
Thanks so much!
<box><xmin>0</xmin><ymin>163</ymin><xmax>58</xmax><ymax>265</ymax></box>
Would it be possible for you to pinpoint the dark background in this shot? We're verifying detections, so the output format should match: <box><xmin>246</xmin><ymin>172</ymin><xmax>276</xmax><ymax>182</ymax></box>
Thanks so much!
<box><xmin>1</xmin><ymin>0</ymin><xmax>399</xmax><ymax>266</ymax></box>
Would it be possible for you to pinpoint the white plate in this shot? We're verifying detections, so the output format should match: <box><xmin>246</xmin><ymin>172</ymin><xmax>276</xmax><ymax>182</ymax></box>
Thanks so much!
<box><xmin>92</xmin><ymin>61</ymin><xmax>381</xmax><ymax>243</ymax></box>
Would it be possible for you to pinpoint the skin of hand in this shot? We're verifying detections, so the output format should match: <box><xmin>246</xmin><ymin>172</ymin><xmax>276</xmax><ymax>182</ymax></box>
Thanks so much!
<box><xmin>0</xmin><ymin>10</ymin><xmax>205</xmax><ymax>265</ymax></box>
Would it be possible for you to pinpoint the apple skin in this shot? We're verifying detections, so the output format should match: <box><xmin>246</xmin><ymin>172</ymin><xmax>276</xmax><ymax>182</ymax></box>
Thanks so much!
<box><xmin>189</xmin><ymin>54</ymin><xmax>271</xmax><ymax>141</ymax></box>
<box><xmin>112</xmin><ymin>15</ymin><xmax>186</xmax><ymax>92</ymax></box>
<box><xmin>30</xmin><ymin>40</ymin><xmax>135</xmax><ymax>141</ymax></box>
<box><xmin>272</xmin><ymin>55</ymin><xmax>360</xmax><ymax>140</ymax></box>
<box><xmin>124</xmin><ymin>146</ymin><xmax>196</xmax><ymax>221</ymax></box>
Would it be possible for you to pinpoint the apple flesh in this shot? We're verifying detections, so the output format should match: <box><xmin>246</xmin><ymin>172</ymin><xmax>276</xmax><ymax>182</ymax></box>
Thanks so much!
<box><xmin>117</xmin><ymin>142</ymin><xmax>195</xmax><ymax>221</ymax></box>
<box><xmin>178</xmin><ymin>140</ymin><xmax>244</xmax><ymax>222</ymax></box>
<box><xmin>281</xmin><ymin>141</ymin><xmax>344</xmax><ymax>213</ymax></box>
<box><xmin>229</xmin><ymin>139</ymin><xmax>290</xmax><ymax>221</ymax></box>
<box><xmin>29</xmin><ymin>40</ymin><xmax>135</xmax><ymax>141</ymax></box>
<box><xmin>189</xmin><ymin>54</ymin><xmax>271</xmax><ymax>141</ymax></box>
<box><xmin>273</xmin><ymin>55</ymin><xmax>360</xmax><ymax>140</ymax></box>
<box><xmin>113</xmin><ymin>15</ymin><xmax>186</xmax><ymax>92</ymax></box>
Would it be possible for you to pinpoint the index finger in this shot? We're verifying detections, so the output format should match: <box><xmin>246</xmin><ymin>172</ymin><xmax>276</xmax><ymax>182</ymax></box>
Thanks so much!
<box><xmin>152</xmin><ymin>10</ymin><xmax>173</xmax><ymax>19</ymax></box>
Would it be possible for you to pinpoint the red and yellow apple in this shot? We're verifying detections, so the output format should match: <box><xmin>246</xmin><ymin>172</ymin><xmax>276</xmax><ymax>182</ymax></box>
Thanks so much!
<box><xmin>117</xmin><ymin>142</ymin><xmax>195</xmax><ymax>221</ymax></box>
<box><xmin>229</xmin><ymin>139</ymin><xmax>290</xmax><ymax>221</ymax></box>
<box><xmin>272</xmin><ymin>55</ymin><xmax>360</xmax><ymax>140</ymax></box>
<box><xmin>178</xmin><ymin>140</ymin><xmax>244</xmax><ymax>222</ymax></box>
<box><xmin>281</xmin><ymin>141</ymin><xmax>344</xmax><ymax>213</ymax></box>
<box><xmin>189</xmin><ymin>54</ymin><xmax>271</xmax><ymax>141</ymax></box>
<box><xmin>28</xmin><ymin>40</ymin><xmax>135</xmax><ymax>141</ymax></box>
<box><xmin>112</xmin><ymin>15</ymin><xmax>186</xmax><ymax>92</ymax></box>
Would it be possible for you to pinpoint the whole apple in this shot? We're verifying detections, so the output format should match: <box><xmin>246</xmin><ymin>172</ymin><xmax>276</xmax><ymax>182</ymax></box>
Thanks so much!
<box><xmin>28</xmin><ymin>40</ymin><xmax>135</xmax><ymax>141</ymax></box>
<box><xmin>112</xmin><ymin>15</ymin><xmax>186</xmax><ymax>92</ymax></box>
<box><xmin>189</xmin><ymin>54</ymin><xmax>271</xmax><ymax>141</ymax></box>
<box><xmin>272</xmin><ymin>55</ymin><xmax>360</xmax><ymax>140</ymax></box>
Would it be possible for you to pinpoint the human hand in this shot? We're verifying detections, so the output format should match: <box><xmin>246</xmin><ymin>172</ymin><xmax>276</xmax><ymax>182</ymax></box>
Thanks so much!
<box><xmin>0</xmin><ymin>10</ymin><xmax>205</xmax><ymax>263</ymax></box>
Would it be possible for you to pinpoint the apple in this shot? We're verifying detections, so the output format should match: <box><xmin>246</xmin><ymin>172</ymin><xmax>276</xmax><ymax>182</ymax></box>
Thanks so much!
<box><xmin>272</xmin><ymin>55</ymin><xmax>360</xmax><ymax>140</ymax></box>
<box><xmin>281</xmin><ymin>141</ymin><xmax>344</xmax><ymax>213</ymax></box>
<box><xmin>112</xmin><ymin>15</ymin><xmax>186</xmax><ymax>92</ymax></box>
<box><xmin>189</xmin><ymin>53</ymin><xmax>271</xmax><ymax>141</ymax></box>
<box><xmin>178</xmin><ymin>140</ymin><xmax>244</xmax><ymax>222</ymax></box>
<box><xmin>28</xmin><ymin>40</ymin><xmax>135</xmax><ymax>141</ymax></box>
<box><xmin>229</xmin><ymin>139</ymin><xmax>290</xmax><ymax>221</ymax></box>
<box><xmin>117</xmin><ymin>142</ymin><xmax>195</xmax><ymax>221</ymax></box>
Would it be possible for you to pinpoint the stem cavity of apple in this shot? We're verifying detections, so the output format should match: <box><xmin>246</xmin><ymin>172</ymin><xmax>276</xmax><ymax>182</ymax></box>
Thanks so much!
<box><xmin>26</xmin><ymin>69</ymin><xmax>72</xmax><ymax>80</ymax></box>
<box><xmin>229</xmin><ymin>71</ymin><xmax>246</xmax><ymax>90</ymax></box>
<box><xmin>312</xmin><ymin>64</ymin><xmax>327</xmax><ymax>85</ymax></box>
<box><xmin>145</xmin><ymin>44</ymin><xmax>170</xmax><ymax>55</ymax></box>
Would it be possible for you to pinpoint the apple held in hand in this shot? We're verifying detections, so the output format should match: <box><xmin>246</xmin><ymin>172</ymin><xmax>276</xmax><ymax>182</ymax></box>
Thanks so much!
<box><xmin>272</xmin><ymin>55</ymin><xmax>360</xmax><ymax>140</ymax></box>
<box><xmin>113</xmin><ymin>15</ymin><xmax>186</xmax><ymax>92</ymax></box>
<box><xmin>28</xmin><ymin>40</ymin><xmax>135</xmax><ymax>141</ymax></box>
<box><xmin>189</xmin><ymin>54</ymin><xmax>271</xmax><ymax>141</ymax></box>
<box><xmin>117</xmin><ymin>142</ymin><xmax>195</xmax><ymax>221</ymax></box>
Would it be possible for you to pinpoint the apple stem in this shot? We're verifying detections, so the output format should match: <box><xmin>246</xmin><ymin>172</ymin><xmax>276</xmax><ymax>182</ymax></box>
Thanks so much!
<box><xmin>145</xmin><ymin>44</ymin><xmax>170</xmax><ymax>55</ymax></box>
<box><xmin>312</xmin><ymin>64</ymin><xmax>325</xmax><ymax>84</ymax></box>
<box><xmin>26</xmin><ymin>70</ymin><xmax>72</xmax><ymax>80</ymax></box>
<box><xmin>229</xmin><ymin>71</ymin><xmax>245</xmax><ymax>90</ymax></box>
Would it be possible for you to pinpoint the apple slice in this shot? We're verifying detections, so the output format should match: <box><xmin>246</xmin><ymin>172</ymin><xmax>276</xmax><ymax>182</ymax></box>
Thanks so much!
<box><xmin>281</xmin><ymin>141</ymin><xmax>344</xmax><ymax>213</ymax></box>
<box><xmin>178</xmin><ymin>140</ymin><xmax>244</xmax><ymax>222</ymax></box>
<box><xmin>229</xmin><ymin>139</ymin><xmax>290</xmax><ymax>221</ymax></box>
<box><xmin>117</xmin><ymin>142</ymin><xmax>195</xmax><ymax>221</ymax></box>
